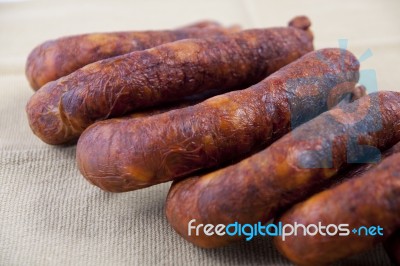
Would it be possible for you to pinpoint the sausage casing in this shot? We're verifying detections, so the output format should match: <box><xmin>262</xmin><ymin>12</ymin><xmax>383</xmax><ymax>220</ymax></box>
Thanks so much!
<box><xmin>26</xmin><ymin>21</ymin><xmax>239</xmax><ymax>90</ymax></box>
<box><xmin>274</xmin><ymin>151</ymin><xmax>400</xmax><ymax>265</ymax></box>
<box><xmin>165</xmin><ymin>91</ymin><xmax>400</xmax><ymax>248</ymax></box>
<box><xmin>330</xmin><ymin>141</ymin><xmax>400</xmax><ymax>266</ymax></box>
<box><xmin>26</xmin><ymin>17</ymin><xmax>314</xmax><ymax>145</ymax></box>
<box><xmin>76</xmin><ymin>48</ymin><xmax>360</xmax><ymax>193</ymax></box>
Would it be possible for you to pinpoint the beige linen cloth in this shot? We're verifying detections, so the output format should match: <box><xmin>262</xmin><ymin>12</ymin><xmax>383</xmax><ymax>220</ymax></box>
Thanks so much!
<box><xmin>1</xmin><ymin>0</ymin><xmax>399</xmax><ymax>265</ymax></box>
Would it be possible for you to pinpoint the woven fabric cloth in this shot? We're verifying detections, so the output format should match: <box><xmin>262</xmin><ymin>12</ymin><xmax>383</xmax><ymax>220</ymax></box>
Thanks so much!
<box><xmin>1</xmin><ymin>0</ymin><xmax>399</xmax><ymax>265</ymax></box>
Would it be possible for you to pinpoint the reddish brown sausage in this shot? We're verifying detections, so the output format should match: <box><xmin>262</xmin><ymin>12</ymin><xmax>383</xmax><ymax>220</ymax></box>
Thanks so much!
<box><xmin>273</xmin><ymin>151</ymin><xmax>400</xmax><ymax>266</ymax></box>
<box><xmin>26</xmin><ymin>16</ymin><xmax>314</xmax><ymax>145</ymax></box>
<box><xmin>26</xmin><ymin>21</ymin><xmax>239</xmax><ymax>90</ymax></box>
<box><xmin>76</xmin><ymin>48</ymin><xmax>360</xmax><ymax>193</ymax></box>
<box><xmin>128</xmin><ymin>87</ymin><xmax>240</xmax><ymax>119</ymax></box>
<box><xmin>165</xmin><ymin>91</ymin><xmax>400</xmax><ymax>248</ymax></box>
<box><xmin>284</xmin><ymin>141</ymin><xmax>400</xmax><ymax>265</ymax></box>
<box><xmin>318</xmin><ymin>140</ymin><xmax>400</xmax><ymax>191</ymax></box>
<box><xmin>336</xmin><ymin>141</ymin><xmax>400</xmax><ymax>266</ymax></box>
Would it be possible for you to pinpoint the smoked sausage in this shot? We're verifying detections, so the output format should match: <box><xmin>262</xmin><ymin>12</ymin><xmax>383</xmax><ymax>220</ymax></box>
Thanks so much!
<box><xmin>318</xmin><ymin>141</ymin><xmax>400</xmax><ymax>190</ymax></box>
<box><xmin>26</xmin><ymin>21</ymin><xmax>239</xmax><ymax>89</ymax></box>
<box><xmin>330</xmin><ymin>141</ymin><xmax>400</xmax><ymax>266</ymax></box>
<box><xmin>26</xmin><ymin>16</ymin><xmax>314</xmax><ymax>145</ymax></box>
<box><xmin>274</xmin><ymin>151</ymin><xmax>400</xmax><ymax>265</ymax></box>
<box><xmin>76</xmin><ymin>48</ymin><xmax>360</xmax><ymax>192</ymax></box>
<box><xmin>165</xmin><ymin>91</ymin><xmax>400</xmax><ymax>248</ymax></box>
<box><xmin>276</xmin><ymin>140</ymin><xmax>400</xmax><ymax>265</ymax></box>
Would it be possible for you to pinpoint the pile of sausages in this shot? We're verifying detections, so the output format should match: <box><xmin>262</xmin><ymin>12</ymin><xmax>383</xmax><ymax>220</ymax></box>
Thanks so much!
<box><xmin>25</xmin><ymin>17</ymin><xmax>400</xmax><ymax>265</ymax></box>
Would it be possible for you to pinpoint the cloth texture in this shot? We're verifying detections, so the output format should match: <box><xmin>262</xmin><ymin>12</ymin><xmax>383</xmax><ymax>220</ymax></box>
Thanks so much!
<box><xmin>0</xmin><ymin>0</ymin><xmax>399</xmax><ymax>265</ymax></box>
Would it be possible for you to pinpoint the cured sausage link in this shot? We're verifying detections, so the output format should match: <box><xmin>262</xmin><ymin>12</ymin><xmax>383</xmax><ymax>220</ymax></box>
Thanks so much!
<box><xmin>165</xmin><ymin>91</ymin><xmax>400</xmax><ymax>248</ymax></box>
<box><xmin>26</xmin><ymin>17</ymin><xmax>314</xmax><ymax>145</ymax></box>
<box><xmin>330</xmin><ymin>141</ymin><xmax>400</xmax><ymax>266</ymax></box>
<box><xmin>26</xmin><ymin>21</ymin><xmax>239</xmax><ymax>90</ymax></box>
<box><xmin>76</xmin><ymin>48</ymin><xmax>360</xmax><ymax>193</ymax></box>
<box><xmin>274</xmin><ymin>151</ymin><xmax>400</xmax><ymax>266</ymax></box>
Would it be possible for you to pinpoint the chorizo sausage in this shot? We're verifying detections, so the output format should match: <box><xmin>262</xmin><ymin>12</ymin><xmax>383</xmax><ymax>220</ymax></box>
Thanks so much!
<box><xmin>273</xmin><ymin>151</ymin><xmax>400</xmax><ymax>266</ymax></box>
<box><xmin>76</xmin><ymin>48</ymin><xmax>361</xmax><ymax>192</ymax></box>
<box><xmin>26</xmin><ymin>16</ymin><xmax>314</xmax><ymax>145</ymax></box>
<box><xmin>332</xmin><ymin>141</ymin><xmax>400</xmax><ymax>266</ymax></box>
<box><xmin>286</xmin><ymin>140</ymin><xmax>400</xmax><ymax>265</ymax></box>
<box><xmin>26</xmin><ymin>21</ymin><xmax>239</xmax><ymax>90</ymax></box>
<box><xmin>165</xmin><ymin>91</ymin><xmax>400</xmax><ymax>248</ymax></box>
<box><xmin>317</xmin><ymin>140</ymin><xmax>400</xmax><ymax>191</ymax></box>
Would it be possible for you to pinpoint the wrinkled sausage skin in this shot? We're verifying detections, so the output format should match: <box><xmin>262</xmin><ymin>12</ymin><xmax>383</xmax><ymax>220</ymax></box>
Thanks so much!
<box><xmin>76</xmin><ymin>48</ymin><xmax>360</xmax><ymax>192</ymax></box>
<box><xmin>274</xmin><ymin>152</ymin><xmax>400</xmax><ymax>266</ymax></box>
<box><xmin>320</xmin><ymin>141</ymin><xmax>400</xmax><ymax>266</ymax></box>
<box><xmin>26</xmin><ymin>21</ymin><xmax>239</xmax><ymax>90</ymax></box>
<box><xmin>333</xmin><ymin>141</ymin><xmax>400</xmax><ymax>266</ymax></box>
<box><xmin>165</xmin><ymin>91</ymin><xmax>400</xmax><ymax>248</ymax></box>
<box><xmin>322</xmin><ymin>141</ymin><xmax>400</xmax><ymax>189</ymax></box>
<box><xmin>26</xmin><ymin>17</ymin><xmax>314</xmax><ymax>145</ymax></box>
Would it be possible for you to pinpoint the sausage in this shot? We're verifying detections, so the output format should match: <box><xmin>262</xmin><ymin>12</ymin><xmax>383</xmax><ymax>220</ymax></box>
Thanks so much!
<box><xmin>331</xmin><ymin>141</ymin><xmax>400</xmax><ymax>266</ymax></box>
<box><xmin>76</xmin><ymin>48</ymin><xmax>361</xmax><ymax>193</ymax></box>
<box><xmin>26</xmin><ymin>16</ymin><xmax>314</xmax><ymax>145</ymax></box>
<box><xmin>273</xmin><ymin>151</ymin><xmax>400</xmax><ymax>266</ymax></box>
<box><xmin>174</xmin><ymin>21</ymin><xmax>228</xmax><ymax>29</ymax></box>
<box><xmin>316</xmin><ymin>140</ymin><xmax>400</xmax><ymax>191</ymax></box>
<box><xmin>77</xmin><ymin>49</ymin><xmax>359</xmax><ymax>192</ymax></box>
<box><xmin>288</xmin><ymin>140</ymin><xmax>400</xmax><ymax>265</ymax></box>
<box><xmin>165</xmin><ymin>91</ymin><xmax>400</xmax><ymax>248</ymax></box>
<box><xmin>26</xmin><ymin>21</ymin><xmax>239</xmax><ymax>90</ymax></box>
<box><xmin>384</xmin><ymin>230</ymin><xmax>400</xmax><ymax>265</ymax></box>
